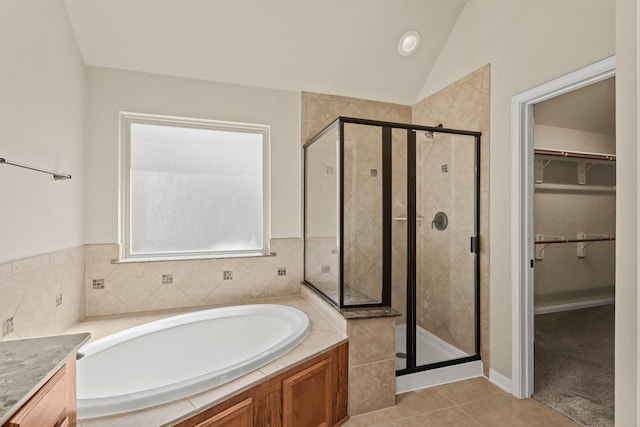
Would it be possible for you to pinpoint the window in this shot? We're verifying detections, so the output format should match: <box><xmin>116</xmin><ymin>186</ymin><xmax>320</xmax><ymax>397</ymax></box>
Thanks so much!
<box><xmin>120</xmin><ymin>112</ymin><xmax>270</xmax><ymax>260</ymax></box>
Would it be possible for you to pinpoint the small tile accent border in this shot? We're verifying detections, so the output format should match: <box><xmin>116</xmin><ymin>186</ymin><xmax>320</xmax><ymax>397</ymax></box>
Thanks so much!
<box><xmin>0</xmin><ymin>245</ymin><xmax>86</xmax><ymax>341</ymax></box>
<box><xmin>2</xmin><ymin>317</ymin><xmax>14</xmax><ymax>337</ymax></box>
<box><xmin>84</xmin><ymin>239</ymin><xmax>303</xmax><ymax>316</ymax></box>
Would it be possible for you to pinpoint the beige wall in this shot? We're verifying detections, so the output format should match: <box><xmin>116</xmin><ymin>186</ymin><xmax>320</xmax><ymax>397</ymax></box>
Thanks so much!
<box><xmin>0</xmin><ymin>0</ymin><xmax>85</xmax><ymax>263</ymax></box>
<box><xmin>85</xmin><ymin>66</ymin><xmax>302</xmax><ymax>244</ymax></box>
<box><xmin>614</xmin><ymin>0</ymin><xmax>638</xmax><ymax>424</ymax></box>
<box><xmin>0</xmin><ymin>0</ymin><xmax>86</xmax><ymax>339</ymax></box>
<box><xmin>534</xmin><ymin>125</ymin><xmax>616</xmax><ymax>153</ymax></box>
<box><xmin>417</xmin><ymin>0</ymin><xmax>615</xmax><ymax>379</ymax></box>
<box><xmin>533</xmin><ymin>125</ymin><xmax>615</xmax><ymax>307</ymax></box>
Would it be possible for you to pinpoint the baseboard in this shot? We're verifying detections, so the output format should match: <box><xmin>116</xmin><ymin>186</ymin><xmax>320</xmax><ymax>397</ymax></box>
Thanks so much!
<box><xmin>534</xmin><ymin>298</ymin><xmax>614</xmax><ymax>315</ymax></box>
<box><xmin>489</xmin><ymin>369</ymin><xmax>512</xmax><ymax>393</ymax></box>
<box><xmin>396</xmin><ymin>361</ymin><xmax>483</xmax><ymax>394</ymax></box>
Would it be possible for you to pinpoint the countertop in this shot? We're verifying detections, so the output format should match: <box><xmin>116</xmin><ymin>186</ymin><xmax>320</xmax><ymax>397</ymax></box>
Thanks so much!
<box><xmin>0</xmin><ymin>332</ymin><xmax>90</xmax><ymax>425</ymax></box>
<box><xmin>63</xmin><ymin>296</ymin><xmax>348</xmax><ymax>427</ymax></box>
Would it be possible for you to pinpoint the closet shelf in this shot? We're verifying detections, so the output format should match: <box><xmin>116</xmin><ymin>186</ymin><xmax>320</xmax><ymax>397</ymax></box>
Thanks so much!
<box><xmin>535</xmin><ymin>183</ymin><xmax>615</xmax><ymax>193</ymax></box>
<box><xmin>534</xmin><ymin>148</ymin><xmax>616</xmax><ymax>162</ymax></box>
<box><xmin>534</xmin><ymin>236</ymin><xmax>615</xmax><ymax>245</ymax></box>
<box><xmin>534</xmin><ymin>148</ymin><xmax>615</xmax><ymax>185</ymax></box>
<box><xmin>534</xmin><ymin>233</ymin><xmax>615</xmax><ymax>260</ymax></box>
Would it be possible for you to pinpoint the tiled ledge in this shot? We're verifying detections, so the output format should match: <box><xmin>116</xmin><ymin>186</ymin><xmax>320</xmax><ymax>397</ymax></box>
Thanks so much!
<box><xmin>302</xmin><ymin>282</ymin><xmax>401</xmax><ymax>319</ymax></box>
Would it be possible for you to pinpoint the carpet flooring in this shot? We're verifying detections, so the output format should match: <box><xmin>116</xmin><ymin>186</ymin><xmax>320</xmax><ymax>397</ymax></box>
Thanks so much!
<box><xmin>534</xmin><ymin>305</ymin><xmax>614</xmax><ymax>426</ymax></box>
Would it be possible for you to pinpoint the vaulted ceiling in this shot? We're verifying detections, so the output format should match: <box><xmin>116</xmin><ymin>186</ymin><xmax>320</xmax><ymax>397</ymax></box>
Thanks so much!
<box><xmin>63</xmin><ymin>0</ymin><xmax>468</xmax><ymax>105</ymax></box>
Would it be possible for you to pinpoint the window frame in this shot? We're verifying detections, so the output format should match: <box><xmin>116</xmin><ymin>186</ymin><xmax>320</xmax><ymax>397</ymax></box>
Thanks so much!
<box><xmin>118</xmin><ymin>111</ymin><xmax>271</xmax><ymax>261</ymax></box>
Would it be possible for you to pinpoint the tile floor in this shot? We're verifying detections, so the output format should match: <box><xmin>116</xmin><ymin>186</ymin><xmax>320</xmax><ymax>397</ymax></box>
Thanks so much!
<box><xmin>343</xmin><ymin>377</ymin><xmax>577</xmax><ymax>427</ymax></box>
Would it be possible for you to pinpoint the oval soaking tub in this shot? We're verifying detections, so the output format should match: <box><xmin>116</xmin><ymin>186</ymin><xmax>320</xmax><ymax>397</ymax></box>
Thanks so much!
<box><xmin>76</xmin><ymin>304</ymin><xmax>310</xmax><ymax>419</ymax></box>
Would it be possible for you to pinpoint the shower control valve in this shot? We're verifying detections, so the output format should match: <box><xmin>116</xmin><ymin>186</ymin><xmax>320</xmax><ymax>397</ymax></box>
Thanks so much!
<box><xmin>431</xmin><ymin>212</ymin><xmax>448</xmax><ymax>231</ymax></box>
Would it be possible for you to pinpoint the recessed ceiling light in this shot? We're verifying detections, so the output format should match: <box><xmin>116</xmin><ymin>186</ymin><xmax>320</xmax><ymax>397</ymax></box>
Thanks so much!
<box><xmin>398</xmin><ymin>31</ymin><xmax>421</xmax><ymax>56</ymax></box>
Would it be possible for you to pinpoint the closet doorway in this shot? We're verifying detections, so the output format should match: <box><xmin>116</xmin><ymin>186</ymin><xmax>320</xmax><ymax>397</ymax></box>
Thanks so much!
<box><xmin>531</xmin><ymin>77</ymin><xmax>616</xmax><ymax>426</ymax></box>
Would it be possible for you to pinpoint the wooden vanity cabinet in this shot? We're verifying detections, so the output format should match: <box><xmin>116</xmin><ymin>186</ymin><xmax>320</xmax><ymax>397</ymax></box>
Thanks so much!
<box><xmin>177</xmin><ymin>343</ymin><xmax>348</xmax><ymax>427</ymax></box>
<box><xmin>4</xmin><ymin>357</ymin><xmax>77</xmax><ymax>427</ymax></box>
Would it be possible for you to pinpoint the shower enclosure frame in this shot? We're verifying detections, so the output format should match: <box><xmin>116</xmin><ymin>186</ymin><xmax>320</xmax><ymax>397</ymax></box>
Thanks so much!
<box><xmin>303</xmin><ymin>116</ymin><xmax>482</xmax><ymax>374</ymax></box>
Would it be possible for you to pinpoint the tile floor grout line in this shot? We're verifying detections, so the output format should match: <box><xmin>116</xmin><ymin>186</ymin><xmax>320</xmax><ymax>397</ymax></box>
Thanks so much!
<box><xmin>455</xmin><ymin>403</ymin><xmax>485</xmax><ymax>427</ymax></box>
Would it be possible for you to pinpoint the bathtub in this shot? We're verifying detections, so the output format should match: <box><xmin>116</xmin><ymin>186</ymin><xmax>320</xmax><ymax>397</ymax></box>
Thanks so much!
<box><xmin>76</xmin><ymin>304</ymin><xmax>310</xmax><ymax>419</ymax></box>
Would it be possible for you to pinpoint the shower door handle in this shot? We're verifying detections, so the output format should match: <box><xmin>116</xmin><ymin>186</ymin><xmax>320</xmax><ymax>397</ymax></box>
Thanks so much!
<box><xmin>470</xmin><ymin>236</ymin><xmax>479</xmax><ymax>253</ymax></box>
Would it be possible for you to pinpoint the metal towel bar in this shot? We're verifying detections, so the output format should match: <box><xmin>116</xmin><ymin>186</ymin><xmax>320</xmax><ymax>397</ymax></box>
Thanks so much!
<box><xmin>0</xmin><ymin>157</ymin><xmax>71</xmax><ymax>180</ymax></box>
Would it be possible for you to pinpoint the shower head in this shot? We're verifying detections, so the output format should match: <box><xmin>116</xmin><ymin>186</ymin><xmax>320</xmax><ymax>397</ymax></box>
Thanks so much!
<box><xmin>424</xmin><ymin>123</ymin><xmax>444</xmax><ymax>139</ymax></box>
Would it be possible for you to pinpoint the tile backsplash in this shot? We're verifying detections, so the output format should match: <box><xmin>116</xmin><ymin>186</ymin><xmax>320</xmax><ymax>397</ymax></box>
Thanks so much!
<box><xmin>0</xmin><ymin>239</ymin><xmax>303</xmax><ymax>338</ymax></box>
<box><xmin>85</xmin><ymin>238</ymin><xmax>303</xmax><ymax>316</ymax></box>
<box><xmin>0</xmin><ymin>246</ymin><xmax>86</xmax><ymax>341</ymax></box>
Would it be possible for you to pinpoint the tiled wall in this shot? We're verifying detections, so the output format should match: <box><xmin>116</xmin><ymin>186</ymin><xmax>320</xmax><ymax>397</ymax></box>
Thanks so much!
<box><xmin>342</xmin><ymin>122</ymin><xmax>384</xmax><ymax>302</ymax></box>
<box><xmin>302</xmin><ymin>287</ymin><xmax>396</xmax><ymax>415</ymax></box>
<box><xmin>0</xmin><ymin>246</ymin><xmax>86</xmax><ymax>341</ymax></box>
<box><xmin>302</xmin><ymin>80</ymin><xmax>490</xmax><ymax>371</ymax></box>
<box><xmin>85</xmin><ymin>239</ymin><xmax>303</xmax><ymax>316</ymax></box>
<box><xmin>304</xmin><ymin>122</ymin><xmax>340</xmax><ymax>301</ymax></box>
<box><xmin>301</xmin><ymin>92</ymin><xmax>412</xmax><ymax>306</ymax></box>
<box><xmin>415</xmin><ymin>134</ymin><xmax>477</xmax><ymax>355</ymax></box>
<box><xmin>301</xmin><ymin>92</ymin><xmax>411</xmax><ymax>144</ymax></box>
<box><xmin>413</xmin><ymin>65</ymin><xmax>491</xmax><ymax>373</ymax></box>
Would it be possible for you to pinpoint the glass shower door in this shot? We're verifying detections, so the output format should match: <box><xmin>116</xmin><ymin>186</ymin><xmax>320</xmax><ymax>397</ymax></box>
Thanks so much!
<box><xmin>413</xmin><ymin>131</ymin><xmax>478</xmax><ymax>367</ymax></box>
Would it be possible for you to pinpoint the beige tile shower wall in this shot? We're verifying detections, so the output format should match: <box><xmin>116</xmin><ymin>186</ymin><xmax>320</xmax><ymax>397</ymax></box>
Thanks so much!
<box><xmin>415</xmin><ymin>135</ymin><xmax>477</xmax><ymax>355</ymax></box>
<box><xmin>301</xmin><ymin>92</ymin><xmax>412</xmax><ymax>144</ymax></box>
<box><xmin>85</xmin><ymin>239</ymin><xmax>302</xmax><ymax>316</ymax></box>
<box><xmin>304</xmin><ymin>125</ymin><xmax>340</xmax><ymax>299</ymax></box>
<box><xmin>302</xmin><ymin>92</ymin><xmax>411</xmax><ymax>305</ymax></box>
<box><xmin>0</xmin><ymin>246</ymin><xmax>86</xmax><ymax>341</ymax></box>
<box><xmin>412</xmin><ymin>65</ymin><xmax>490</xmax><ymax>373</ymax></box>
<box><xmin>391</xmin><ymin>129</ymin><xmax>408</xmax><ymax>324</ymax></box>
<box><xmin>343</xmin><ymin>123</ymin><xmax>383</xmax><ymax>302</ymax></box>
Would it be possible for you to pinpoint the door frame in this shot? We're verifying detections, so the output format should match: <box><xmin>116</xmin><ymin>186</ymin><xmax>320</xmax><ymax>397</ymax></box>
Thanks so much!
<box><xmin>510</xmin><ymin>55</ymin><xmax>616</xmax><ymax>398</ymax></box>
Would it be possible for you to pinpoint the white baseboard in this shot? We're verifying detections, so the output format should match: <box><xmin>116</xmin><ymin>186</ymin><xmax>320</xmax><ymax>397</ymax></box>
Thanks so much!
<box><xmin>396</xmin><ymin>361</ymin><xmax>483</xmax><ymax>394</ymax></box>
<box><xmin>534</xmin><ymin>298</ymin><xmax>614</xmax><ymax>315</ymax></box>
<box><xmin>489</xmin><ymin>369</ymin><xmax>512</xmax><ymax>393</ymax></box>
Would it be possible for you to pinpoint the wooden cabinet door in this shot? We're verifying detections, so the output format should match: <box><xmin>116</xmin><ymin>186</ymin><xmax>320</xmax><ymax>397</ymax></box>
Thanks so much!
<box><xmin>282</xmin><ymin>359</ymin><xmax>332</xmax><ymax>427</ymax></box>
<box><xmin>192</xmin><ymin>398</ymin><xmax>253</xmax><ymax>427</ymax></box>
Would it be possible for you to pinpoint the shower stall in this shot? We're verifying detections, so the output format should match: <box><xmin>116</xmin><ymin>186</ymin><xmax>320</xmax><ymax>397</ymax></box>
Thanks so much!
<box><xmin>303</xmin><ymin>117</ymin><xmax>481</xmax><ymax>375</ymax></box>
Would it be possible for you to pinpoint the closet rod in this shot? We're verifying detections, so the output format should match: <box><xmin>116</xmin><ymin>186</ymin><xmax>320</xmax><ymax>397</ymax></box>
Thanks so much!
<box><xmin>0</xmin><ymin>157</ymin><xmax>72</xmax><ymax>180</ymax></box>
<box><xmin>534</xmin><ymin>148</ymin><xmax>616</xmax><ymax>161</ymax></box>
<box><xmin>535</xmin><ymin>237</ymin><xmax>615</xmax><ymax>245</ymax></box>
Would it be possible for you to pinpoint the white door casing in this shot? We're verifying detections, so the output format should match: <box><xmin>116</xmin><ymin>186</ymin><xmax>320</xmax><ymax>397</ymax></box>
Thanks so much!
<box><xmin>510</xmin><ymin>56</ymin><xmax>616</xmax><ymax>398</ymax></box>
